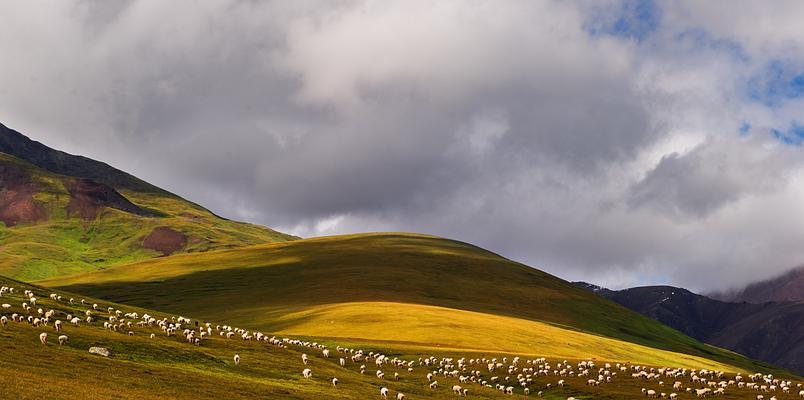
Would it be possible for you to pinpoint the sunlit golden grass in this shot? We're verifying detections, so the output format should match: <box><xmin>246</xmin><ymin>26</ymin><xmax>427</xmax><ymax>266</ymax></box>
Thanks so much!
<box><xmin>230</xmin><ymin>301</ymin><xmax>741</xmax><ymax>372</ymax></box>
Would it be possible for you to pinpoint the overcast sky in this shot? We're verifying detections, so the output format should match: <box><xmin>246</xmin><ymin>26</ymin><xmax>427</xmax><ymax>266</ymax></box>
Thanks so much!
<box><xmin>2</xmin><ymin>1</ymin><xmax>804</xmax><ymax>292</ymax></box>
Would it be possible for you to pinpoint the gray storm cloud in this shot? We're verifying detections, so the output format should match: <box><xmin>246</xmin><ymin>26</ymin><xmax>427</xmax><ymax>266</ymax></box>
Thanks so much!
<box><xmin>1</xmin><ymin>0</ymin><xmax>804</xmax><ymax>292</ymax></box>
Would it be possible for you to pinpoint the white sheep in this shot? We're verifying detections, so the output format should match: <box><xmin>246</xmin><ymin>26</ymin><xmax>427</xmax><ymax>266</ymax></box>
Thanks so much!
<box><xmin>39</xmin><ymin>332</ymin><xmax>47</xmax><ymax>345</ymax></box>
<box><xmin>396</xmin><ymin>393</ymin><xmax>405</xmax><ymax>400</ymax></box>
<box><xmin>302</xmin><ymin>353</ymin><xmax>308</xmax><ymax>365</ymax></box>
<box><xmin>453</xmin><ymin>385</ymin><xmax>463</xmax><ymax>395</ymax></box>
<box><xmin>54</xmin><ymin>320</ymin><xmax>62</xmax><ymax>332</ymax></box>
<box><xmin>234</xmin><ymin>354</ymin><xmax>240</xmax><ymax>366</ymax></box>
<box><xmin>380</xmin><ymin>387</ymin><xmax>389</xmax><ymax>399</ymax></box>
<box><xmin>302</xmin><ymin>368</ymin><xmax>312</xmax><ymax>378</ymax></box>
<box><xmin>0</xmin><ymin>316</ymin><xmax>7</xmax><ymax>327</ymax></box>
<box><xmin>58</xmin><ymin>335</ymin><xmax>68</xmax><ymax>345</ymax></box>
<box><xmin>332</xmin><ymin>377</ymin><xmax>338</xmax><ymax>386</ymax></box>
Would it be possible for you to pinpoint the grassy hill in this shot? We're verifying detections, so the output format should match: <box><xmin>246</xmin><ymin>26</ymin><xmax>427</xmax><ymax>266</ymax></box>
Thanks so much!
<box><xmin>42</xmin><ymin>233</ymin><xmax>786</xmax><ymax>375</ymax></box>
<box><xmin>2</xmin><ymin>275</ymin><xmax>798</xmax><ymax>399</ymax></box>
<box><xmin>0</xmin><ymin>151</ymin><xmax>295</xmax><ymax>281</ymax></box>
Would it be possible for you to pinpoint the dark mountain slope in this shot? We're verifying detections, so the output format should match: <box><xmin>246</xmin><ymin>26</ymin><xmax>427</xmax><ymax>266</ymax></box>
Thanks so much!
<box><xmin>575</xmin><ymin>282</ymin><xmax>804</xmax><ymax>374</ymax></box>
<box><xmin>0</xmin><ymin>122</ymin><xmax>164</xmax><ymax>194</ymax></box>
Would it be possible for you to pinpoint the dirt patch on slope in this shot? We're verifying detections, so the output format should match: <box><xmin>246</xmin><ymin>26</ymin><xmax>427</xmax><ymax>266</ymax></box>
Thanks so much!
<box><xmin>0</xmin><ymin>162</ymin><xmax>46</xmax><ymax>226</ymax></box>
<box><xmin>66</xmin><ymin>179</ymin><xmax>150</xmax><ymax>220</ymax></box>
<box><xmin>142</xmin><ymin>226</ymin><xmax>187</xmax><ymax>256</ymax></box>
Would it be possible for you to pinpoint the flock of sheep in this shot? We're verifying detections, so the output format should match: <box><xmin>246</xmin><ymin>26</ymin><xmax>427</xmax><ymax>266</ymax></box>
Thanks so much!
<box><xmin>2</xmin><ymin>283</ymin><xmax>803</xmax><ymax>399</ymax></box>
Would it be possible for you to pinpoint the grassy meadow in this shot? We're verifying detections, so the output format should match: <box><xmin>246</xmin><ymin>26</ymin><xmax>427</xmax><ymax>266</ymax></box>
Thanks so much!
<box><xmin>0</xmin><ymin>275</ymin><xmax>799</xmax><ymax>399</ymax></box>
<box><xmin>42</xmin><ymin>233</ymin><xmax>787</xmax><ymax>376</ymax></box>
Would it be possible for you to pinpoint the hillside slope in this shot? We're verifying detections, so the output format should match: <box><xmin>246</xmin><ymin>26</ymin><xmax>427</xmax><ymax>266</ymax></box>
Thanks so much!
<box><xmin>4</xmin><ymin>274</ymin><xmax>798</xmax><ymax>399</ymax></box>
<box><xmin>0</xmin><ymin>123</ymin><xmax>295</xmax><ymax>281</ymax></box>
<box><xmin>43</xmin><ymin>233</ymin><xmax>782</xmax><ymax>374</ymax></box>
<box><xmin>575</xmin><ymin>283</ymin><xmax>804</xmax><ymax>374</ymax></box>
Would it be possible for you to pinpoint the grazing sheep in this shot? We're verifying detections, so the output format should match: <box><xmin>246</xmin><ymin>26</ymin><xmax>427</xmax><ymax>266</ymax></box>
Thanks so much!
<box><xmin>302</xmin><ymin>368</ymin><xmax>312</xmax><ymax>378</ymax></box>
<box><xmin>380</xmin><ymin>387</ymin><xmax>389</xmax><ymax>399</ymax></box>
<box><xmin>332</xmin><ymin>377</ymin><xmax>338</xmax><ymax>386</ymax></box>
<box><xmin>396</xmin><ymin>393</ymin><xmax>405</xmax><ymax>400</ymax></box>
<box><xmin>0</xmin><ymin>316</ymin><xmax>7</xmax><ymax>327</ymax></box>
<box><xmin>58</xmin><ymin>335</ymin><xmax>68</xmax><ymax>345</ymax></box>
<box><xmin>453</xmin><ymin>385</ymin><xmax>463</xmax><ymax>395</ymax></box>
<box><xmin>430</xmin><ymin>381</ymin><xmax>438</xmax><ymax>389</ymax></box>
<box><xmin>54</xmin><ymin>320</ymin><xmax>62</xmax><ymax>332</ymax></box>
<box><xmin>234</xmin><ymin>354</ymin><xmax>240</xmax><ymax>366</ymax></box>
<box><xmin>302</xmin><ymin>353</ymin><xmax>308</xmax><ymax>365</ymax></box>
<box><xmin>39</xmin><ymin>332</ymin><xmax>47</xmax><ymax>345</ymax></box>
<box><xmin>322</xmin><ymin>349</ymin><xmax>330</xmax><ymax>358</ymax></box>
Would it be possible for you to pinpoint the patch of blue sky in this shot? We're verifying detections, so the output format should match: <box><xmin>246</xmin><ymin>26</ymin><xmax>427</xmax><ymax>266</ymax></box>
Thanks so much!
<box><xmin>771</xmin><ymin>122</ymin><xmax>804</xmax><ymax>146</ymax></box>
<box><xmin>747</xmin><ymin>60</ymin><xmax>804</xmax><ymax>107</ymax></box>
<box><xmin>738</xmin><ymin>122</ymin><xmax>751</xmax><ymax>136</ymax></box>
<box><xmin>585</xmin><ymin>0</ymin><xmax>660</xmax><ymax>42</ymax></box>
<box><xmin>674</xmin><ymin>28</ymin><xmax>750</xmax><ymax>62</ymax></box>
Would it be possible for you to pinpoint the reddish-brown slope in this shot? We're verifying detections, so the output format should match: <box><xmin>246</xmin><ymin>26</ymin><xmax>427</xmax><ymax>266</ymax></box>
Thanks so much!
<box><xmin>0</xmin><ymin>162</ymin><xmax>46</xmax><ymax>226</ymax></box>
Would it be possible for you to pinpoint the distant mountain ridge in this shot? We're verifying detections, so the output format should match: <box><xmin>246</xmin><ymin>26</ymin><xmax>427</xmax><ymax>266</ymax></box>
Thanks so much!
<box><xmin>0</xmin><ymin>122</ymin><xmax>296</xmax><ymax>281</ymax></box>
<box><xmin>710</xmin><ymin>266</ymin><xmax>804</xmax><ymax>303</ymax></box>
<box><xmin>574</xmin><ymin>282</ymin><xmax>804</xmax><ymax>374</ymax></box>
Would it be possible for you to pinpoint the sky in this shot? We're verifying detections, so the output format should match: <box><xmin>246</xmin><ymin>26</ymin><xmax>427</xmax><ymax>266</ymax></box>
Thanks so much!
<box><xmin>2</xmin><ymin>0</ymin><xmax>804</xmax><ymax>292</ymax></box>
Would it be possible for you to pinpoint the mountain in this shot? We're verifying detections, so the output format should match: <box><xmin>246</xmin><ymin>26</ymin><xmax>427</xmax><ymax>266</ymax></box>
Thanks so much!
<box><xmin>711</xmin><ymin>266</ymin><xmax>804</xmax><ymax>303</ymax></box>
<box><xmin>574</xmin><ymin>282</ymin><xmax>804</xmax><ymax>374</ymax></box>
<box><xmin>0</xmin><ymin>122</ymin><xmax>296</xmax><ymax>280</ymax></box>
<box><xmin>42</xmin><ymin>233</ymin><xmax>782</xmax><ymax>374</ymax></box>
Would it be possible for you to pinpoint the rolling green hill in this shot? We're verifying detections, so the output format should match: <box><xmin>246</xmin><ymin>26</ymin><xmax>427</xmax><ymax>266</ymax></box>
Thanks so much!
<box><xmin>0</xmin><ymin>146</ymin><xmax>295</xmax><ymax>281</ymax></box>
<box><xmin>42</xmin><ymin>233</ymin><xmax>785</xmax><ymax>375</ymax></box>
<box><xmin>4</xmin><ymin>273</ymin><xmax>795</xmax><ymax>399</ymax></box>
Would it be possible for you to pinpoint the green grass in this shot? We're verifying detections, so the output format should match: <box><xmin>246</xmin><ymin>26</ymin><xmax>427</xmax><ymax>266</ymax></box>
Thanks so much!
<box><xmin>41</xmin><ymin>233</ymin><xmax>788</xmax><ymax>376</ymax></box>
<box><xmin>0</xmin><ymin>152</ymin><xmax>296</xmax><ymax>280</ymax></box>
<box><xmin>1</xmin><ymin>275</ymin><xmax>800</xmax><ymax>399</ymax></box>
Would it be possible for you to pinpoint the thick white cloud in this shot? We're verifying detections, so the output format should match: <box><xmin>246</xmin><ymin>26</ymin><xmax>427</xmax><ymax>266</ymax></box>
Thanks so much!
<box><xmin>1</xmin><ymin>0</ymin><xmax>803</xmax><ymax>292</ymax></box>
